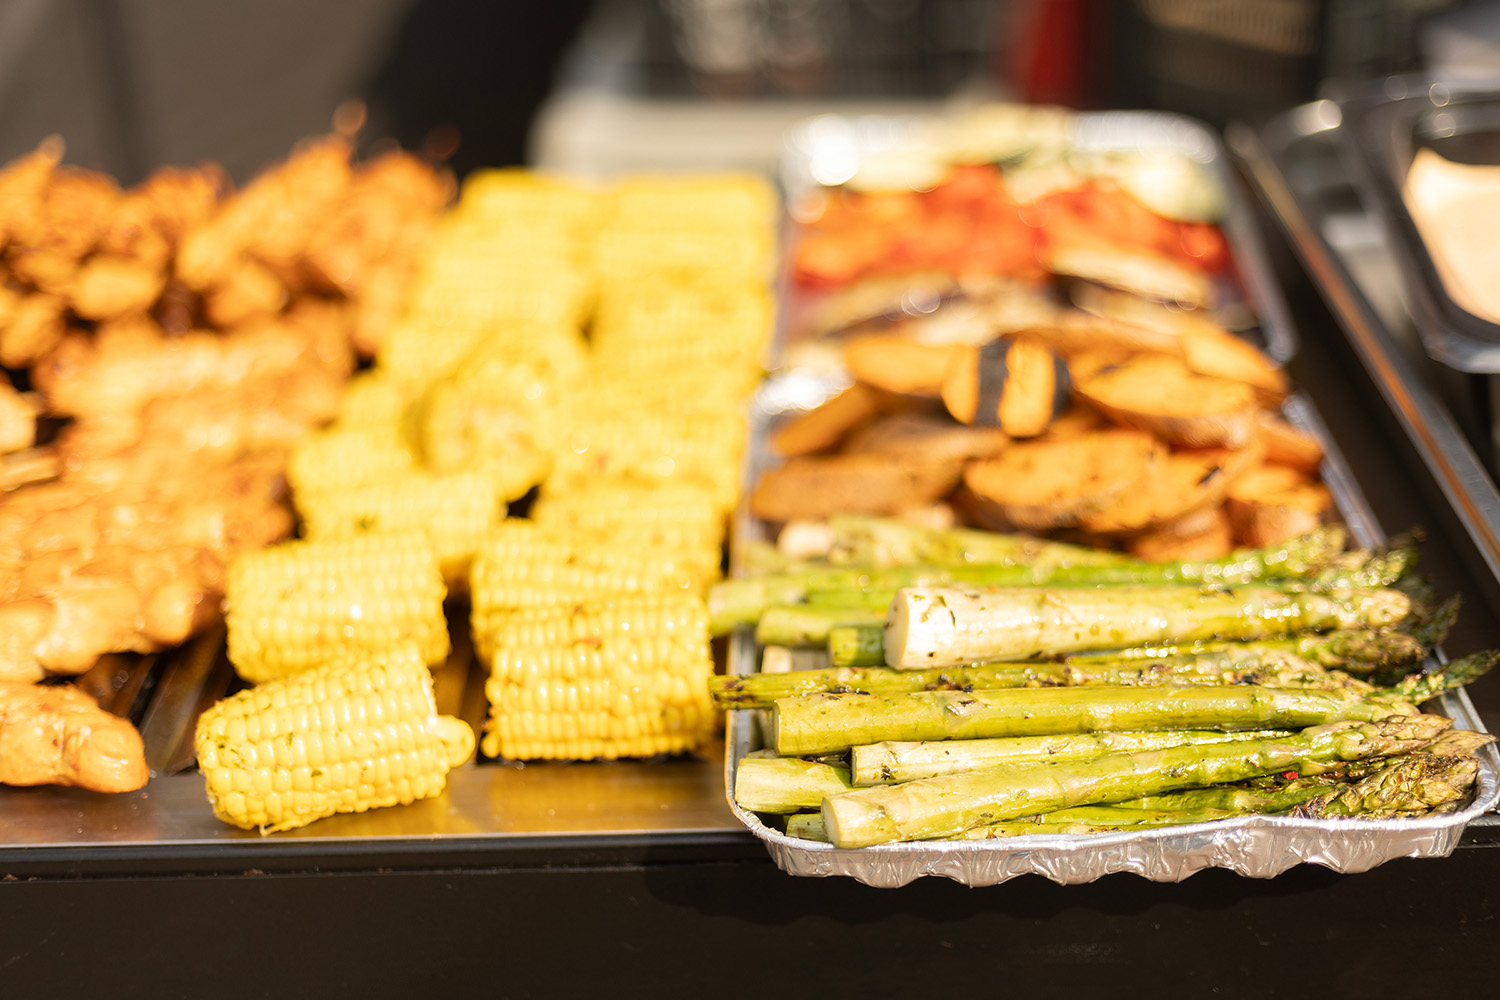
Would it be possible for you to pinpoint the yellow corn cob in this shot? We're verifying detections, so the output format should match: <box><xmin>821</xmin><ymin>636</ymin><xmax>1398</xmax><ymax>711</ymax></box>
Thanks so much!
<box><xmin>404</xmin><ymin>258</ymin><xmax>594</xmax><ymax>328</ymax></box>
<box><xmin>296</xmin><ymin>470</ymin><xmax>503</xmax><ymax>589</ymax></box>
<box><xmin>469</xmin><ymin>520</ymin><xmax>700</xmax><ymax>623</ymax></box>
<box><xmin>195</xmin><ymin>646</ymin><xmax>475</xmax><ymax>833</ymax></box>
<box><xmin>550</xmin><ymin>414</ymin><xmax>747</xmax><ymax>510</ymax></box>
<box><xmin>472</xmin><ymin>593</ymin><xmax>709</xmax><ymax>668</ymax></box>
<box><xmin>410</xmin><ymin>341</ymin><xmax>581</xmax><ymax>502</ymax></box>
<box><xmin>334</xmin><ymin>370</ymin><xmax>413</xmax><ymax>429</ymax></box>
<box><xmin>530</xmin><ymin>482</ymin><xmax>725</xmax><ymax>540</ymax></box>
<box><xmin>371</xmin><ymin>318</ymin><xmax>484</xmax><ymax>390</ymax></box>
<box><xmin>225</xmin><ymin>531</ymin><xmax>449</xmax><ymax>684</ymax></box>
<box><xmin>529</xmin><ymin>483</ymin><xmax>727</xmax><ymax>587</ymax></box>
<box><xmin>479</xmin><ymin>597</ymin><xmax>715</xmax><ymax>761</ymax></box>
<box><xmin>594</xmin><ymin>367</ymin><xmax>766</xmax><ymax>414</ymax></box>
<box><xmin>455</xmin><ymin>167</ymin><xmax>600</xmax><ymax>231</ymax></box>
<box><xmin>591</xmin><ymin>282</ymin><xmax>773</xmax><ymax>345</ymax></box>
<box><xmin>287</xmin><ymin>425</ymin><xmax>418</xmax><ymax>499</ymax></box>
<box><xmin>602</xmin><ymin>173</ymin><xmax>776</xmax><ymax>231</ymax></box>
<box><xmin>590</xmin><ymin>339</ymin><xmax>768</xmax><ymax>387</ymax></box>
<box><xmin>591</xmin><ymin>230</ymin><xmax>773</xmax><ymax>287</ymax></box>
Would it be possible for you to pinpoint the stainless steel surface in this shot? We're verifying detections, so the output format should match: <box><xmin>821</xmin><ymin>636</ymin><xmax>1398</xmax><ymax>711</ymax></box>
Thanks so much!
<box><xmin>0</xmin><ymin>739</ymin><xmax>739</xmax><ymax>856</ymax></box>
<box><xmin>1229</xmin><ymin>104</ymin><xmax>1500</xmax><ymax>627</ymax></box>
<box><xmin>0</xmin><ymin>614</ymin><xmax>741</xmax><ymax>858</ymax></box>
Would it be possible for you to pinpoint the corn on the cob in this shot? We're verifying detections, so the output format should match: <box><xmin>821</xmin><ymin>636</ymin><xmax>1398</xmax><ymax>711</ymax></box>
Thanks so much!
<box><xmin>469</xmin><ymin>521</ymin><xmax>701</xmax><ymax>625</ymax></box>
<box><xmin>410</xmin><ymin>349</ymin><xmax>575</xmax><ymax>502</ymax></box>
<box><xmin>602</xmin><ymin>173</ymin><xmax>776</xmax><ymax>233</ymax></box>
<box><xmin>194</xmin><ymin>645</ymin><xmax>474</xmax><ymax>833</ymax></box>
<box><xmin>478</xmin><ymin>596</ymin><xmax>715</xmax><ymax>761</ymax></box>
<box><xmin>472</xmin><ymin>593</ymin><xmax>709</xmax><ymax>667</ymax></box>
<box><xmin>591</xmin><ymin>282</ymin><xmax>773</xmax><ymax>350</ymax></box>
<box><xmin>455</xmin><ymin>167</ymin><xmax>600</xmax><ymax>232</ymax></box>
<box><xmin>405</xmin><ymin>258</ymin><xmax>594</xmax><ymax>329</ymax></box>
<box><xmin>334</xmin><ymin>370</ymin><xmax>412</xmax><ymax>429</ymax></box>
<box><xmin>296</xmin><ymin>469</ymin><xmax>503</xmax><ymax>588</ymax></box>
<box><xmin>530</xmin><ymin>483</ymin><xmax>727</xmax><ymax>588</ymax></box>
<box><xmin>287</xmin><ymin>424</ymin><xmax>417</xmax><ymax>498</ymax></box>
<box><xmin>374</xmin><ymin>318</ymin><xmax>489</xmax><ymax>390</ymax></box>
<box><xmin>225</xmin><ymin>531</ymin><xmax>449</xmax><ymax>683</ymax></box>
<box><xmin>550</xmin><ymin>412</ymin><xmax>747</xmax><ymax>510</ymax></box>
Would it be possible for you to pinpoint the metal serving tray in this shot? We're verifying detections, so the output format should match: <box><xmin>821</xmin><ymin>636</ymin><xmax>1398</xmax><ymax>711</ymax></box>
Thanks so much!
<box><xmin>0</xmin><ymin>618</ymin><xmax>743</xmax><ymax>873</ymax></box>
<box><xmin>721</xmin><ymin>106</ymin><xmax>1500</xmax><ymax>888</ymax></box>
<box><xmin>1334</xmin><ymin>76</ymin><xmax>1500</xmax><ymax>373</ymax></box>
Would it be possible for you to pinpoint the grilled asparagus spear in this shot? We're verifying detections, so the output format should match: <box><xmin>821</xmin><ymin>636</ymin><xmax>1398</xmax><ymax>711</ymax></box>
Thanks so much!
<box><xmin>884</xmin><ymin>583</ymin><xmax>1412</xmax><ymax>669</ymax></box>
<box><xmin>709</xmin><ymin>528</ymin><xmax>1364</xmax><ymax>634</ymax></box>
<box><xmin>733</xmin><ymin>753</ymin><xmax>854</xmax><ymax>814</ymax></box>
<box><xmin>785</xmin><ymin>743</ymin><xmax>1488</xmax><ymax>842</ymax></box>
<box><xmin>713</xmin><ymin>644</ymin><xmax>1378</xmax><ymax>711</ymax></box>
<box><xmin>772</xmin><ymin>683</ymin><xmax>1429</xmax><ymax>757</ymax></box>
<box><xmin>849</xmin><ymin>729</ymin><xmax>1297</xmax><ymax>785</ymax></box>
<box><xmin>821</xmin><ymin>716</ymin><xmax>1451</xmax><ymax>847</ymax></box>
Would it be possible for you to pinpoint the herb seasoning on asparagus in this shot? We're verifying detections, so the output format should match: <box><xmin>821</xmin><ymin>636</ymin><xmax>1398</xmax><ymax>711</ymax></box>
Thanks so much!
<box><xmin>820</xmin><ymin>716</ymin><xmax>1451</xmax><ymax>847</ymax></box>
<box><xmin>883</xmin><ymin>583</ymin><xmax>1411</xmax><ymax>669</ymax></box>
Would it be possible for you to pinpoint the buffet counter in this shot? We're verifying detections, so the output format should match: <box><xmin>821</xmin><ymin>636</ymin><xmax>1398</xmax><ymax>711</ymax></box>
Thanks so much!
<box><xmin>7</xmin><ymin>81</ymin><xmax>1500</xmax><ymax>998</ymax></box>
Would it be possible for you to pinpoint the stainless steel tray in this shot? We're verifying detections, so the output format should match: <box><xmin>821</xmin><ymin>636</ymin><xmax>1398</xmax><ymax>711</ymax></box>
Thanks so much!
<box><xmin>0</xmin><ymin>622</ymin><xmax>742</xmax><ymax>867</ymax></box>
<box><xmin>721</xmin><ymin>105</ymin><xmax>1500</xmax><ymax>888</ymax></box>
<box><xmin>1333</xmin><ymin>75</ymin><xmax>1500</xmax><ymax>372</ymax></box>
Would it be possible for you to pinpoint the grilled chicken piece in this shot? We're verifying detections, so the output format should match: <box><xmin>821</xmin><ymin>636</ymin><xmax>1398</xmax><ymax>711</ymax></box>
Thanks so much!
<box><xmin>0</xmin><ymin>680</ymin><xmax>148</xmax><ymax>792</ymax></box>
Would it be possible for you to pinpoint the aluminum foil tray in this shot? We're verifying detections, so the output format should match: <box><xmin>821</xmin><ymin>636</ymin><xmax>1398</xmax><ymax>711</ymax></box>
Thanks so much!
<box><xmin>720</xmin><ymin>106</ymin><xmax>1500</xmax><ymax>888</ymax></box>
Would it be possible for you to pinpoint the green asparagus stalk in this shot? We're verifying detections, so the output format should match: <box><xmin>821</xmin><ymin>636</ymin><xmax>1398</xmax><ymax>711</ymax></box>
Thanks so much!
<box><xmin>785</xmin><ymin>804</ymin><xmax>1221</xmax><ymax>842</ymax></box>
<box><xmin>1120</xmin><ymin>778</ymin><xmax>1344</xmax><ymax>816</ymax></box>
<box><xmin>884</xmin><ymin>583</ymin><xmax>1412</xmax><ymax>669</ymax></box>
<box><xmin>1294</xmin><ymin>742</ymin><xmax>1491</xmax><ymax>818</ymax></box>
<box><xmin>789</xmin><ymin>731</ymin><xmax>1486</xmax><ymax>841</ymax></box>
<box><xmin>956</xmin><ymin>807</ymin><xmax>1241</xmax><ymax>838</ymax></box>
<box><xmin>709</xmin><ymin>567</ymin><xmax>945</xmax><ymax>634</ymax></box>
<box><xmin>802</xmin><ymin>531</ymin><xmax>1393</xmax><ymax>612</ymax></box>
<box><xmin>772</xmin><ymin>683</ymin><xmax>1423</xmax><ymax>756</ymax></box>
<box><xmin>849</xmin><ymin>729</ymin><xmax>1296</xmax><ymax>784</ymax></box>
<box><xmin>753</xmin><ymin>604</ymin><xmax>886</xmax><ymax>648</ymax></box>
<box><xmin>713</xmin><ymin>646</ymin><xmax>1372</xmax><ymax>711</ymax></box>
<box><xmin>710</xmin><ymin>528</ymin><xmax>1359</xmax><ymax>635</ymax></box>
<box><xmin>784</xmin><ymin>812</ymin><xmax>830</xmax><ymax>840</ymax></box>
<box><xmin>828</xmin><ymin>624</ymin><xmax>887</xmax><ymax>667</ymax></box>
<box><xmin>830</xmin><ymin>625</ymin><xmax>1430</xmax><ymax>674</ymax></box>
<box><xmin>1063</xmin><ymin>629</ymin><xmax>1429</xmax><ymax>672</ymax></box>
<box><xmin>733</xmin><ymin>753</ymin><xmax>854</xmax><ymax>814</ymax></box>
<box><xmin>820</xmin><ymin>716</ymin><xmax>1451</xmax><ymax>847</ymax></box>
<box><xmin>1383</xmin><ymin>649</ymin><xmax>1500</xmax><ymax>705</ymax></box>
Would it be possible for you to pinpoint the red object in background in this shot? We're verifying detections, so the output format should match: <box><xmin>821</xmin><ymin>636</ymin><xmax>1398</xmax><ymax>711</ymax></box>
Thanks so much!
<box><xmin>1006</xmin><ymin>0</ymin><xmax>1102</xmax><ymax>108</ymax></box>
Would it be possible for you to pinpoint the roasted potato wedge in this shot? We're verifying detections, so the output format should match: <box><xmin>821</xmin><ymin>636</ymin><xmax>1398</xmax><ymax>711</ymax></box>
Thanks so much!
<box><xmin>1225</xmin><ymin>462</ymin><xmax>1334</xmax><ymax>547</ymax></box>
<box><xmin>960</xmin><ymin>427</ymin><xmax>1164</xmax><ymax>530</ymax></box>
<box><xmin>750</xmin><ymin>453</ymin><xmax>963</xmax><ymax>522</ymax></box>
<box><xmin>1079</xmin><ymin>441</ymin><xmax>1261</xmax><ymax>535</ymax></box>
<box><xmin>770</xmin><ymin>381</ymin><xmax>884</xmax><ymax>457</ymax></box>
<box><xmin>1073</xmin><ymin>353</ymin><xmax>1259</xmax><ymax>449</ymax></box>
